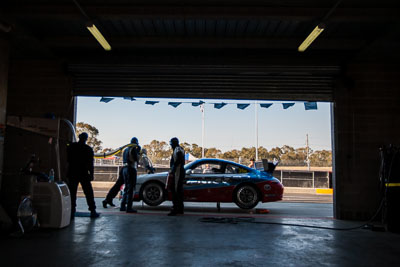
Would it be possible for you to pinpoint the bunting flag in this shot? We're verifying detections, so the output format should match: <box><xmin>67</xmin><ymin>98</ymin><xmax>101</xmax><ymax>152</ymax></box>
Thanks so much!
<box><xmin>304</xmin><ymin>102</ymin><xmax>318</xmax><ymax>110</ymax></box>
<box><xmin>98</xmin><ymin>97</ymin><xmax>320</xmax><ymax>112</ymax></box>
<box><xmin>214</xmin><ymin>102</ymin><xmax>227</xmax><ymax>109</ymax></box>
<box><xmin>260</xmin><ymin>103</ymin><xmax>273</xmax><ymax>109</ymax></box>
<box><xmin>168</xmin><ymin>102</ymin><xmax>182</xmax><ymax>108</ymax></box>
<box><xmin>237</xmin><ymin>103</ymin><xmax>250</xmax><ymax>110</ymax></box>
<box><xmin>100</xmin><ymin>97</ymin><xmax>114</xmax><ymax>103</ymax></box>
<box><xmin>192</xmin><ymin>101</ymin><xmax>205</xmax><ymax>107</ymax></box>
<box><xmin>282</xmin><ymin>103</ymin><xmax>295</xmax><ymax>109</ymax></box>
<box><xmin>145</xmin><ymin>101</ymin><xmax>159</xmax><ymax>105</ymax></box>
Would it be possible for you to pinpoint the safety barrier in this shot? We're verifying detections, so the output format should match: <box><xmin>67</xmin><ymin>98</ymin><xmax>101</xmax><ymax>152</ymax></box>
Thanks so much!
<box><xmin>272</xmin><ymin>169</ymin><xmax>332</xmax><ymax>188</ymax></box>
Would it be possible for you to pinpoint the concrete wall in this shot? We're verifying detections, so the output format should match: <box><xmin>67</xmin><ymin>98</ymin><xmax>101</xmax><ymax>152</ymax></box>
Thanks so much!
<box><xmin>1</xmin><ymin>59</ymin><xmax>74</xmax><ymax>221</ymax></box>
<box><xmin>333</xmin><ymin>61</ymin><xmax>400</xmax><ymax>220</ymax></box>
<box><xmin>0</xmin><ymin>36</ymin><xmax>9</xmax><ymax>192</ymax></box>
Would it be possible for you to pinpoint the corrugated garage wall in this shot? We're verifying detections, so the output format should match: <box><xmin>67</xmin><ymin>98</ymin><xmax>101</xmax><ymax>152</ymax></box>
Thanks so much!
<box><xmin>69</xmin><ymin>64</ymin><xmax>340</xmax><ymax>102</ymax></box>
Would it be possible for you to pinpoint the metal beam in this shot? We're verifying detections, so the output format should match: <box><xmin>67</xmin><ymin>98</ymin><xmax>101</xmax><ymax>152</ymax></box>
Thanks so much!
<box><xmin>4</xmin><ymin>5</ymin><xmax>399</xmax><ymax>22</ymax></box>
<box><xmin>43</xmin><ymin>36</ymin><xmax>366</xmax><ymax>50</ymax></box>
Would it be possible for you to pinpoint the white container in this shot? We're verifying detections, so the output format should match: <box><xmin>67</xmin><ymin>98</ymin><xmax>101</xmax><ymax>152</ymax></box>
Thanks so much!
<box><xmin>32</xmin><ymin>181</ymin><xmax>71</xmax><ymax>228</ymax></box>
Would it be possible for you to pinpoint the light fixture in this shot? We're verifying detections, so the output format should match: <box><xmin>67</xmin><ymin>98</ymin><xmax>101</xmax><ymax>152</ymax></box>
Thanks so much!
<box><xmin>86</xmin><ymin>23</ymin><xmax>112</xmax><ymax>51</ymax></box>
<box><xmin>298</xmin><ymin>24</ymin><xmax>325</xmax><ymax>52</ymax></box>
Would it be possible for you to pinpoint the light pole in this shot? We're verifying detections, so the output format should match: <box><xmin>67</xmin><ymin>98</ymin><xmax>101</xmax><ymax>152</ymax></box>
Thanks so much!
<box><xmin>201</xmin><ymin>103</ymin><xmax>205</xmax><ymax>158</ymax></box>
<box><xmin>306</xmin><ymin>134</ymin><xmax>310</xmax><ymax>171</ymax></box>
<box><xmin>255</xmin><ymin>101</ymin><xmax>259</xmax><ymax>160</ymax></box>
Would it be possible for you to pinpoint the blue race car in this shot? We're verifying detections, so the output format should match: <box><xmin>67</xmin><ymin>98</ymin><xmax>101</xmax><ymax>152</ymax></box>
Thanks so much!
<box><xmin>133</xmin><ymin>158</ymin><xmax>284</xmax><ymax>209</ymax></box>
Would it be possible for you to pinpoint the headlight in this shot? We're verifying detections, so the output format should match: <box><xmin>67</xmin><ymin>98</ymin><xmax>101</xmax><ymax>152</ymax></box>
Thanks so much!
<box><xmin>264</xmin><ymin>184</ymin><xmax>271</xmax><ymax>191</ymax></box>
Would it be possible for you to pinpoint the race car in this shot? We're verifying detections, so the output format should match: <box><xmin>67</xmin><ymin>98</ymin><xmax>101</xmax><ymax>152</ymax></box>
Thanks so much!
<box><xmin>132</xmin><ymin>158</ymin><xmax>283</xmax><ymax>209</ymax></box>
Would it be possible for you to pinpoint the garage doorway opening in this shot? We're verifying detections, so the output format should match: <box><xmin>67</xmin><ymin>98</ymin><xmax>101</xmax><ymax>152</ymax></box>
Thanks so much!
<box><xmin>76</xmin><ymin>96</ymin><xmax>333</xmax><ymax>208</ymax></box>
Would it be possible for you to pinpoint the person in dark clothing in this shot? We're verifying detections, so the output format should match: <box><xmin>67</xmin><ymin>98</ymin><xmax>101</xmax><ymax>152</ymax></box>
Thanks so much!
<box><xmin>102</xmin><ymin>166</ymin><xmax>124</xmax><ymax>208</ymax></box>
<box><xmin>168</xmin><ymin>137</ymin><xmax>185</xmax><ymax>216</ymax></box>
<box><xmin>120</xmin><ymin>137</ymin><xmax>141</xmax><ymax>213</ymax></box>
<box><xmin>67</xmin><ymin>132</ymin><xmax>100</xmax><ymax>219</ymax></box>
<box><xmin>102</xmin><ymin>148</ymin><xmax>155</xmax><ymax>208</ymax></box>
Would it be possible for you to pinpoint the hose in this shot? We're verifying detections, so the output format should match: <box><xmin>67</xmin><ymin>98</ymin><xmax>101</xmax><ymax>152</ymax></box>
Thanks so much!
<box><xmin>199</xmin><ymin>197</ymin><xmax>385</xmax><ymax>231</ymax></box>
<box><xmin>61</xmin><ymin>118</ymin><xmax>77</xmax><ymax>142</ymax></box>
<box><xmin>93</xmin><ymin>143</ymin><xmax>134</xmax><ymax>159</ymax></box>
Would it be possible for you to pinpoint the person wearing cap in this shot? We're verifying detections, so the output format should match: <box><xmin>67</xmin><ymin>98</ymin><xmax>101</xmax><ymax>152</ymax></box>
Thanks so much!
<box><xmin>120</xmin><ymin>137</ymin><xmax>141</xmax><ymax>213</ymax></box>
<box><xmin>168</xmin><ymin>137</ymin><xmax>185</xmax><ymax>216</ymax></box>
<box><xmin>67</xmin><ymin>132</ymin><xmax>100</xmax><ymax>219</ymax></box>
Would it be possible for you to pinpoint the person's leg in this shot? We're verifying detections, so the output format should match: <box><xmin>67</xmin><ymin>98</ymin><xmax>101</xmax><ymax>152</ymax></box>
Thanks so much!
<box><xmin>176</xmin><ymin>174</ymin><xmax>185</xmax><ymax>213</ymax></box>
<box><xmin>103</xmin><ymin>168</ymin><xmax>125</xmax><ymax>207</ymax></box>
<box><xmin>80</xmin><ymin>178</ymin><xmax>99</xmax><ymax>217</ymax></box>
<box><xmin>120</xmin><ymin>167</ymin><xmax>129</xmax><ymax>211</ymax></box>
<box><xmin>168</xmin><ymin>174</ymin><xmax>178</xmax><ymax>215</ymax></box>
<box><xmin>126</xmin><ymin>167</ymin><xmax>137</xmax><ymax>213</ymax></box>
<box><xmin>67</xmin><ymin>178</ymin><xmax>79</xmax><ymax>218</ymax></box>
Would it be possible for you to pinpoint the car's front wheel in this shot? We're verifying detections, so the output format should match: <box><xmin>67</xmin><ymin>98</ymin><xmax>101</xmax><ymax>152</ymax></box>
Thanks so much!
<box><xmin>233</xmin><ymin>184</ymin><xmax>260</xmax><ymax>209</ymax></box>
<box><xmin>141</xmin><ymin>182</ymin><xmax>165</xmax><ymax>206</ymax></box>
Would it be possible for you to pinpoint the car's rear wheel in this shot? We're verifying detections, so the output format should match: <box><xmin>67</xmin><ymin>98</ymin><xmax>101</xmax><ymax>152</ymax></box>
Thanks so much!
<box><xmin>141</xmin><ymin>182</ymin><xmax>165</xmax><ymax>206</ymax></box>
<box><xmin>233</xmin><ymin>184</ymin><xmax>260</xmax><ymax>209</ymax></box>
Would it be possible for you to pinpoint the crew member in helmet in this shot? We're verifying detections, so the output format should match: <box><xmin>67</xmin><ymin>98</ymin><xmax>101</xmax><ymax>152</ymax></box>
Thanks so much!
<box><xmin>102</xmin><ymin>145</ymin><xmax>155</xmax><ymax>208</ymax></box>
<box><xmin>168</xmin><ymin>137</ymin><xmax>185</xmax><ymax>216</ymax></box>
<box><xmin>67</xmin><ymin>132</ymin><xmax>100</xmax><ymax>219</ymax></box>
<box><xmin>120</xmin><ymin>137</ymin><xmax>141</xmax><ymax>213</ymax></box>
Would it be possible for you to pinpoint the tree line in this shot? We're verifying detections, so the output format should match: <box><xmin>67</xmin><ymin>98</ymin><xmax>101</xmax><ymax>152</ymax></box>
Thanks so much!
<box><xmin>77</xmin><ymin>122</ymin><xmax>332</xmax><ymax>167</ymax></box>
<box><xmin>141</xmin><ymin>140</ymin><xmax>332</xmax><ymax>167</ymax></box>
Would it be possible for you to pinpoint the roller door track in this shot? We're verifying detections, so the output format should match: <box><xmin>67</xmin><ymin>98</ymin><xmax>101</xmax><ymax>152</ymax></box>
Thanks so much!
<box><xmin>69</xmin><ymin>64</ymin><xmax>340</xmax><ymax>101</ymax></box>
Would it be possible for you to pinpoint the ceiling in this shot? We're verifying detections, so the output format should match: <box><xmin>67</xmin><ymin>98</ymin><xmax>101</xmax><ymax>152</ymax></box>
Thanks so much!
<box><xmin>2</xmin><ymin>0</ymin><xmax>400</xmax><ymax>100</ymax></box>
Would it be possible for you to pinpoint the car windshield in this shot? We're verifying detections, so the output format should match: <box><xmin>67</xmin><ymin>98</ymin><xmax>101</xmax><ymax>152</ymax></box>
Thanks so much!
<box><xmin>185</xmin><ymin>160</ymin><xmax>255</xmax><ymax>174</ymax></box>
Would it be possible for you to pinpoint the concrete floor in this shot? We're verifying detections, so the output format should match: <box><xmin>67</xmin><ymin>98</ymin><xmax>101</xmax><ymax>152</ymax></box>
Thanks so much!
<box><xmin>1</xmin><ymin>198</ymin><xmax>400</xmax><ymax>266</ymax></box>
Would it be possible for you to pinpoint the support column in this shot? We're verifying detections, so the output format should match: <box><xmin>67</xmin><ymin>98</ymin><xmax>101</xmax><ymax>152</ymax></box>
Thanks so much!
<box><xmin>0</xmin><ymin>36</ymin><xmax>9</xmax><ymax>191</ymax></box>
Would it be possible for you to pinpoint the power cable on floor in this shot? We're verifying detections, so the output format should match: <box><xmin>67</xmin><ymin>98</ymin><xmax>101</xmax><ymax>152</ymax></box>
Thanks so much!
<box><xmin>199</xmin><ymin>199</ymin><xmax>384</xmax><ymax>231</ymax></box>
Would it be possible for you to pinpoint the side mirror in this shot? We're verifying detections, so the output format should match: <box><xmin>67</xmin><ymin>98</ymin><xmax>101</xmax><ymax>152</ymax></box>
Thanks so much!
<box><xmin>185</xmin><ymin>169</ymin><xmax>192</xmax><ymax>175</ymax></box>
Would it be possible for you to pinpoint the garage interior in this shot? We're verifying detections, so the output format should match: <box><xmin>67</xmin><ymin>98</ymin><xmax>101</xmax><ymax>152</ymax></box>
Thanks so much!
<box><xmin>1</xmin><ymin>0</ymin><xmax>400</xmax><ymax>266</ymax></box>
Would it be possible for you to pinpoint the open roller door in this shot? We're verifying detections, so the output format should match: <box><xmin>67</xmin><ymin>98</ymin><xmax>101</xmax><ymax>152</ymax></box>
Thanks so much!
<box><xmin>69</xmin><ymin>64</ymin><xmax>340</xmax><ymax>101</ymax></box>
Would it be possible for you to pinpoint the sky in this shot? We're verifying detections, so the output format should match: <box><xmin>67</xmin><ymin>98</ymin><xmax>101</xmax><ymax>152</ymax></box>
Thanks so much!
<box><xmin>77</xmin><ymin>97</ymin><xmax>332</xmax><ymax>152</ymax></box>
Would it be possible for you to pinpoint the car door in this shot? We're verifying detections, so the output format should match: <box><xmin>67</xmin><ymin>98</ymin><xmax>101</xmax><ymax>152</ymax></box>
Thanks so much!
<box><xmin>183</xmin><ymin>161</ymin><xmax>223</xmax><ymax>202</ymax></box>
<box><xmin>222</xmin><ymin>163</ymin><xmax>252</xmax><ymax>198</ymax></box>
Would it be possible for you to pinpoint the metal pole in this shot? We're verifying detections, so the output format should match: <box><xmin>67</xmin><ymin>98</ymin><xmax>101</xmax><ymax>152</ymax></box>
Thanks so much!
<box><xmin>255</xmin><ymin>101</ymin><xmax>259</xmax><ymax>160</ymax></box>
<box><xmin>55</xmin><ymin>118</ymin><xmax>62</xmax><ymax>182</ymax></box>
<box><xmin>306</xmin><ymin>134</ymin><xmax>310</xmax><ymax>171</ymax></box>
<box><xmin>201</xmin><ymin>104</ymin><xmax>205</xmax><ymax>158</ymax></box>
<box><xmin>312</xmin><ymin>171</ymin><xmax>315</xmax><ymax>188</ymax></box>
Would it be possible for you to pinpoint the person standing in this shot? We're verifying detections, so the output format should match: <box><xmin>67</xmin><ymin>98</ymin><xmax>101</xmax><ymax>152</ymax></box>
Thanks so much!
<box><xmin>168</xmin><ymin>137</ymin><xmax>185</xmax><ymax>216</ymax></box>
<box><xmin>102</xmin><ymin>148</ymin><xmax>154</xmax><ymax>208</ymax></box>
<box><xmin>67</xmin><ymin>132</ymin><xmax>100</xmax><ymax>219</ymax></box>
<box><xmin>248</xmin><ymin>158</ymin><xmax>255</xmax><ymax>168</ymax></box>
<box><xmin>120</xmin><ymin>137</ymin><xmax>141</xmax><ymax>213</ymax></box>
<box><xmin>140</xmin><ymin>148</ymin><xmax>155</xmax><ymax>174</ymax></box>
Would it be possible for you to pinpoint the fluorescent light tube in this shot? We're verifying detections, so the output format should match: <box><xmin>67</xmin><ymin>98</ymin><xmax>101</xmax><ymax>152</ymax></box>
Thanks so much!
<box><xmin>298</xmin><ymin>24</ymin><xmax>325</xmax><ymax>52</ymax></box>
<box><xmin>86</xmin><ymin>23</ymin><xmax>111</xmax><ymax>51</ymax></box>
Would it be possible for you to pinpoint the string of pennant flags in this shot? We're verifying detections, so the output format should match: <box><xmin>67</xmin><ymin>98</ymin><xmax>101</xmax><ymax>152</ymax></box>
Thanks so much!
<box><xmin>99</xmin><ymin>97</ymin><xmax>318</xmax><ymax>110</ymax></box>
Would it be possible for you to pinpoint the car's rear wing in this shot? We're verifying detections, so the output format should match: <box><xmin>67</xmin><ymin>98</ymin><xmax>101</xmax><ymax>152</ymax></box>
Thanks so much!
<box><xmin>262</xmin><ymin>159</ymin><xmax>279</xmax><ymax>174</ymax></box>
